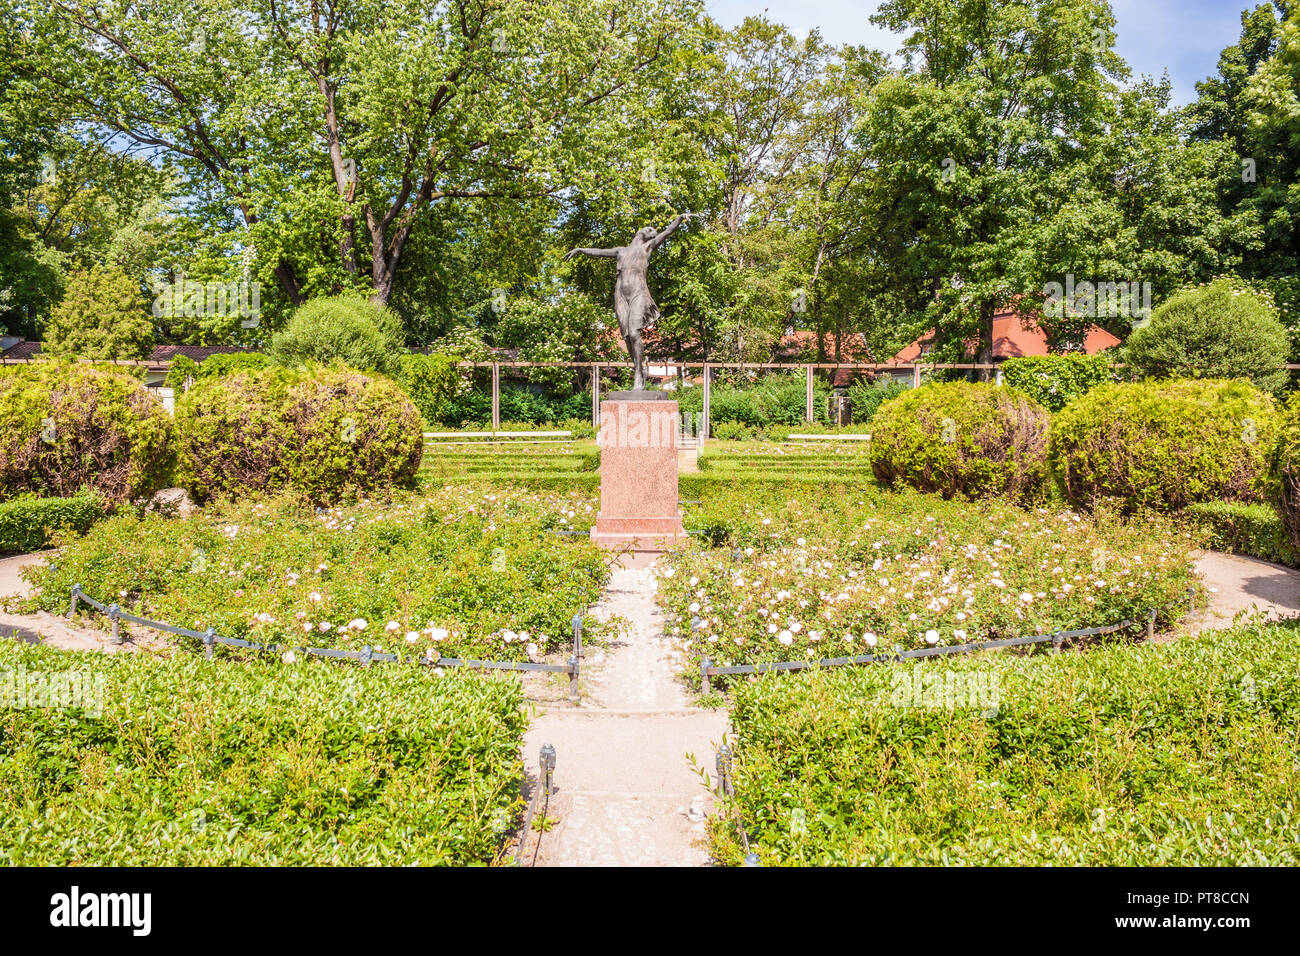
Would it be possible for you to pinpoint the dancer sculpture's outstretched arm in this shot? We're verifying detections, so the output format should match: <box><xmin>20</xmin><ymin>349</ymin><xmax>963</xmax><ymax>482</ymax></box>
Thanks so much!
<box><xmin>647</xmin><ymin>212</ymin><xmax>697</xmax><ymax>251</ymax></box>
<box><xmin>564</xmin><ymin>246</ymin><xmax>618</xmax><ymax>260</ymax></box>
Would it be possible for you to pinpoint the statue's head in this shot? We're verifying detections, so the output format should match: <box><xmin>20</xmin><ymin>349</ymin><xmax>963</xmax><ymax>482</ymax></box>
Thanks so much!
<box><xmin>636</xmin><ymin>225</ymin><xmax>657</xmax><ymax>243</ymax></box>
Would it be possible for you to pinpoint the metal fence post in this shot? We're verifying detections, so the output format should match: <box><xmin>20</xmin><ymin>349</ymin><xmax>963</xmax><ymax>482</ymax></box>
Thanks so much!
<box><xmin>571</xmin><ymin>614</ymin><xmax>583</xmax><ymax>660</ymax></box>
<box><xmin>568</xmin><ymin>655</ymin><xmax>580</xmax><ymax>702</ymax></box>
<box><xmin>540</xmin><ymin>743</ymin><xmax>556</xmax><ymax>797</ymax></box>
<box><xmin>361</xmin><ymin>644</ymin><xmax>373</xmax><ymax>668</ymax></box>
<box><xmin>203</xmin><ymin>627</ymin><xmax>216</xmax><ymax>660</ymax></box>
<box><xmin>700</xmin><ymin>656</ymin><xmax>712</xmax><ymax>696</ymax></box>
<box><xmin>715</xmin><ymin>744</ymin><xmax>733</xmax><ymax>798</ymax></box>
<box><xmin>68</xmin><ymin>584</ymin><xmax>80</xmax><ymax>618</ymax></box>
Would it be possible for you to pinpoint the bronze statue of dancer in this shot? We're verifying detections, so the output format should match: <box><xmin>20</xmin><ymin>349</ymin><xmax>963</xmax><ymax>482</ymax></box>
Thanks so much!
<box><xmin>566</xmin><ymin>213</ymin><xmax>696</xmax><ymax>391</ymax></box>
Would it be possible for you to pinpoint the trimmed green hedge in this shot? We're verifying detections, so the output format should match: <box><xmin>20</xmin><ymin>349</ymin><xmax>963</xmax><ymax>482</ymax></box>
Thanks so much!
<box><xmin>0</xmin><ymin>492</ymin><xmax>104</xmax><ymax>554</ymax></box>
<box><xmin>175</xmin><ymin>365</ymin><xmax>423</xmax><ymax>504</ymax></box>
<box><xmin>1183</xmin><ymin>501</ymin><xmax>1300</xmax><ymax>567</ymax></box>
<box><xmin>713</xmin><ymin>621</ymin><xmax>1300</xmax><ymax>865</ymax></box>
<box><xmin>868</xmin><ymin>381</ymin><xmax>1050</xmax><ymax>502</ymax></box>
<box><xmin>1001</xmin><ymin>354</ymin><xmax>1115</xmax><ymax>412</ymax></box>
<box><xmin>0</xmin><ymin>640</ymin><xmax>527</xmax><ymax>865</ymax></box>
<box><xmin>0</xmin><ymin>363</ymin><xmax>175</xmax><ymax>504</ymax></box>
<box><xmin>165</xmin><ymin>351</ymin><xmax>270</xmax><ymax>388</ymax></box>
<box><xmin>1050</xmin><ymin>379</ymin><xmax>1279</xmax><ymax>512</ymax></box>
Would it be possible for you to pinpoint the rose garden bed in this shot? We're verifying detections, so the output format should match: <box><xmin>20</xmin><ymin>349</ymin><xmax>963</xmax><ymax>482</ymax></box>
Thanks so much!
<box><xmin>660</xmin><ymin>482</ymin><xmax>1200</xmax><ymax>671</ymax></box>
<box><xmin>25</xmin><ymin>487</ymin><xmax>610</xmax><ymax>662</ymax></box>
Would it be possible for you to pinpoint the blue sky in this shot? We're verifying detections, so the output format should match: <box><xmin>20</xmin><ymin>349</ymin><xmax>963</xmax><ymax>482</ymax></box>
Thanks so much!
<box><xmin>705</xmin><ymin>0</ymin><xmax>1252</xmax><ymax>106</ymax></box>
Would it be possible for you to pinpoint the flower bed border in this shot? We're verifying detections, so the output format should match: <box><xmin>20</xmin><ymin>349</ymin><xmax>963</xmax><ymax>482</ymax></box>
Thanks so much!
<box><xmin>69</xmin><ymin>584</ymin><xmax>583</xmax><ymax>698</ymax></box>
<box><xmin>697</xmin><ymin>592</ymin><xmax>1194</xmax><ymax>694</ymax></box>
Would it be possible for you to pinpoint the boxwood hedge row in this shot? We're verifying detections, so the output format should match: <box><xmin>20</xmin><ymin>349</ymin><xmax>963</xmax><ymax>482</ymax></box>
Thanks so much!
<box><xmin>714</xmin><ymin>620</ymin><xmax>1300</xmax><ymax>866</ymax></box>
<box><xmin>0</xmin><ymin>640</ymin><xmax>527</xmax><ymax>865</ymax></box>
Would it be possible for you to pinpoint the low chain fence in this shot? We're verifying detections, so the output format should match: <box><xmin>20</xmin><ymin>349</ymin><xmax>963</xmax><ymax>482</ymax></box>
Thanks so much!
<box><xmin>702</xmin><ymin>588</ymin><xmax>1196</xmax><ymax>866</ymax></box>
<box><xmin>697</xmin><ymin>591</ymin><xmax>1193</xmax><ymax>694</ymax></box>
<box><xmin>68</xmin><ymin>584</ymin><xmax>587</xmax><ymax>701</ymax></box>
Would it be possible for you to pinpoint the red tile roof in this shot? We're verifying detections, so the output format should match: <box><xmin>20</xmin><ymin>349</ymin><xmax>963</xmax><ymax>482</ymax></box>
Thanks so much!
<box><xmin>0</xmin><ymin>340</ymin><xmax>42</xmax><ymax>360</ymax></box>
<box><xmin>891</xmin><ymin>309</ymin><xmax>1121</xmax><ymax>362</ymax></box>
<box><xmin>0</xmin><ymin>341</ymin><xmax>257</xmax><ymax>364</ymax></box>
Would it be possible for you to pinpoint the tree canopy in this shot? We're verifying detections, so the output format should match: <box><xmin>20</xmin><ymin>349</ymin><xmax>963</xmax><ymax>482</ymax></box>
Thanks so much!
<box><xmin>1</xmin><ymin>0</ymin><xmax>1298</xmax><ymax>367</ymax></box>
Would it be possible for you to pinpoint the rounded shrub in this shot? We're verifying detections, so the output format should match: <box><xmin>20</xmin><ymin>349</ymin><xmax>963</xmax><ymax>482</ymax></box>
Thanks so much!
<box><xmin>1123</xmin><ymin>279</ymin><xmax>1289</xmax><ymax>393</ymax></box>
<box><xmin>0</xmin><ymin>363</ymin><xmax>174</xmax><ymax>504</ymax></box>
<box><xmin>868</xmin><ymin>381</ymin><xmax>1050</xmax><ymax>501</ymax></box>
<box><xmin>1050</xmin><ymin>379</ymin><xmax>1279</xmax><ymax>512</ymax></box>
<box><xmin>175</xmin><ymin>365</ymin><xmax>424</xmax><ymax>503</ymax></box>
<box><xmin>268</xmin><ymin>295</ymin><xmax>404</xmax><ymax>374</ymax></box>
<box><xmin>1269</xmin><ymin>396</ymin><xmax>1300</xmax><ymax>550</ymax></box>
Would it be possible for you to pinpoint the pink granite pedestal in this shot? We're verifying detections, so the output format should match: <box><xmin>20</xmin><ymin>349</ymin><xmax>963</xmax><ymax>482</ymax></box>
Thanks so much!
<box><xmin>590</xmin><ymin>398</ymin><xmax>688</xmax><ymax>555</ymax></box>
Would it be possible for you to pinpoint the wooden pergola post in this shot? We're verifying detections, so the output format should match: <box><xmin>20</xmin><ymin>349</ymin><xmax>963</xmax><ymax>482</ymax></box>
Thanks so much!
<box><xmin>805</xmin><ymin>364</ymin><xmax>814</xmax><ymax>423</ymax></box>
<box><xmin>591</xmin><ymin>363</ymin><xmax>600</xmax><ymax>429</ymax></box>
<box><xmin>702</xmin><ymin>364</ymin><xmax>712</xmax><ymax>442</ymax></box>
<box><xmin>491</xmin><ymin>362</ymin><xmax>500</xmax><ymax>432</ymax></box>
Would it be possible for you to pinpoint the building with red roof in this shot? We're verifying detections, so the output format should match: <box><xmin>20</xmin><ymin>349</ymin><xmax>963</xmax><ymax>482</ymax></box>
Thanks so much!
<box><xmin>889</xmin><ymin>308</ymin><xmax>1121</xmax><ymax>364</ymax></box>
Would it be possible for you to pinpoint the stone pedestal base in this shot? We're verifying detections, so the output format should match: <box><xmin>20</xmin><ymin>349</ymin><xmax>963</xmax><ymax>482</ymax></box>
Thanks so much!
<box><xmin>590</xmin><ymin>398</ymin><xmax>688</xmax><ymax>554</ymax></box>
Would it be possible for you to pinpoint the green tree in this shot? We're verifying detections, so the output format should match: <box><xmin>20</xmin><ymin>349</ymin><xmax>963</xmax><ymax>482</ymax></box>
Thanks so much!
<box><xmin>0</xmin><ymin>6</ymin><xmax>61</xmax><ymax>336</ymax></box>
<box><xmin>43</xmin><ymin>263</ymin><xmax>154</xmax><ymax>359</ymax></box>
<box><xmin>32</xmin><ymin>0</ymin><xmax>708</xmax><ymax>312</ymax></box>
<box><xmin>1188</xmin><ymin>3</ymin><xmax>1289</xmax><ymax>276</ymax></box>
<box><xmin>1243</xmin><ymin>2</ymin><xmax>1300</xmax><ymax>277</ymax></box>
<box><xmin>859</xmin><ymin>0</ymin><xmax>1128</xmax><ymax>370</ymax></box>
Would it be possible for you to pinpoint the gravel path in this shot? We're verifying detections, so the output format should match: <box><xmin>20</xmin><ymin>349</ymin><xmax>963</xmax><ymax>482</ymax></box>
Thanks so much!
<box><xmin>1177</xmin><ymin>551</ymin><xmax>1300</xmax><ymax>637</ymax></box>
<box><xmin>521</xmin><ymin>564</ymin><xmax>727</xmax><ymax>867</ymax></box>
<box><xmin>0</xmin><ymin>551</ymin><xmax>160</xmax><ymax>653</ymax></box>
